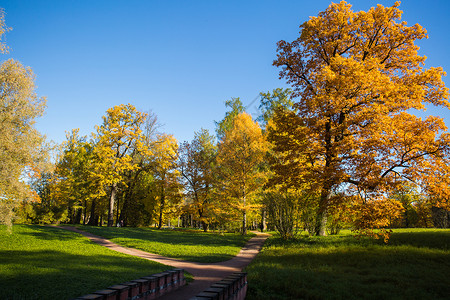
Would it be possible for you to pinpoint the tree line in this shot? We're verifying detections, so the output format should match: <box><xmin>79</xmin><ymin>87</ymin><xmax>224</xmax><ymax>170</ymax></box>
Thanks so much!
<box><xmin>1</xmin><ymin>2</ymin><xmax>450</xmax><ymax>240</ymax></box>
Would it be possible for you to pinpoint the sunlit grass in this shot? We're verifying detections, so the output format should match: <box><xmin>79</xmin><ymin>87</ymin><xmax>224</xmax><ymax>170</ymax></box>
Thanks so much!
<box><xmin>245</xmin><ymin>228</ymin><xmax>450</xmax><ymax>300</ymax></box>
<box><xmin>0</xmin><ymin>225</ymin><xmax>170</xmax><ymax>300</ymax></box>
<box><xmin>76</xmin><ymin>225</ymin><xmax>254</xmax><ymax>263</ymax></box>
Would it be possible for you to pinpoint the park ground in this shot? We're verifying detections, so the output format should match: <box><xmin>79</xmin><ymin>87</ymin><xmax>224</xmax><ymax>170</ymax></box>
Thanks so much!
<box><xmin>1</xmin><ymin>225</ymin><xmax>449</xmax><ymax>299</ymax></box>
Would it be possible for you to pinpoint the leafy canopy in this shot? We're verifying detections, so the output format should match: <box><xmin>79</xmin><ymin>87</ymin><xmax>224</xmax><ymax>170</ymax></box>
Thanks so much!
<box><xmin>272</xmin><ymin>1</ymin><xmax>449</xmax><ymax>236</ymax></box>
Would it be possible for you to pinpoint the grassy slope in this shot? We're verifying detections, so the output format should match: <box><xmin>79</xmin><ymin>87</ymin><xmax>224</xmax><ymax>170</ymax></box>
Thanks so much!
<box><xmin>245</xmin><ymin>229</ymin><xmax>450</xmax><ymax>300</ymax></box>
<box><xmin>0</xmin><ymin>225</ymin><xmax>170</xmax><ymax>300</ymax></box>
<box><xmin>76</xmin><ymin>226</ymin><xmax>253</xmax><ymax>263</ymax></box>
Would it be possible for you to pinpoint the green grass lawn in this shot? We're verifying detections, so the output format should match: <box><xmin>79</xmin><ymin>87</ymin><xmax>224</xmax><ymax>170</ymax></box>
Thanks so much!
<box><xmin>245</xmin><ymin>228</ymin><xmax>450</xmax><ymax>300</ymax></box>
<box><xmin>0</xmin><ymin>225</ymin><xmax>171</xmax><ymax>300</ymax></box>
<box><xmin>75</xmin><ymin>225</ymin><xmax>254</xmax><ymax>263</ymax></box>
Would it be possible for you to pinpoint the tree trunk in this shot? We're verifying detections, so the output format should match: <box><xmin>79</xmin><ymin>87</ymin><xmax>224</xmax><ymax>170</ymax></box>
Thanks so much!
<box><xmin>242</xmin><ymin>210</ymin><xmax>247</xmax><ymax>235</ymax></box>
<box><xmin>83</xmin><ymin>200</ymin><xmax>87</xmax><ymax>225</ymax></box>
<box><xmin>202</xmin><ymin>221</ymin><xmax>209</xmax><ymax>232</ymax></box>
<box><xmin>68</xmin><ymin>204</ymin><xmax>73</xmax><ymax>224</ymax></box>
<box><xmin>242</xmin><ymin>188</ymin><xmax>247</xmax><ymax>235</ymax></box>
<box><xmin>260</xmin><ymin>208</ymin><xmax>267</xmax><ymax>232</ymax></box>
<box><xmin>120</xmin><ymin>170</ymin><xmax>139</xmax><ymax>226</ymax></box>
<box><xmin>74</xmin><ymin>206</ymin><xmax>82</xmax><ymax>224</ymax></box>
<box><xmin>315</xmin><ymin>117</ymin><xmax>333</xmax><ymax>236</ymax></box>
<box><xmin>315</xmin><ymin>188</ymin><xmax>331</xmax><ymax>236</ymax></box>
<box><xmin>158</xmin><ymin>185</ymin><xmax>165</xmax><ymax>229</ymax></box>
<box><xmin>88</xmin><ymin>198</ymin><xmax>98</xmax><ymax>226</ymax></box>
<box><xmin>108</xmin><ymin>183</ymin><xmax>117</xmax><ymax>227</ymax></box>
<box><xmin>315</xmin><ymin>208</ymin><xmax>328</xmax><ymax>236</ymax></box>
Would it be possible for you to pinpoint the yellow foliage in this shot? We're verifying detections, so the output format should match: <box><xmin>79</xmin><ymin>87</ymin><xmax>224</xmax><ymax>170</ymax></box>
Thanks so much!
<box><xmin>0</xmin><ymin>57</ymin><xmax>47</xmax><ymax>200</ymax></box>
<box><xmin>93</xmin><ymin>104</ymin><xmax>149</xmax><ymax>186</ymax></box>
<box><xmin>352</xmin><ymin>196</ymin><xmax>404</xmax><ymax>243</ymax></box>
<box><xmin>216</xmin><ymin>112</ymin><xmax>268</xmax><ymax>233</ymax></box>
<box><xmin>272</xmin><ymin>1</ymin><xmax>449</xmax><ymax>235</ymax></box>
<box><xmin>0</xmin><ymin>9</ymin><xmax>11</xmax><ymax>54</ymax></box>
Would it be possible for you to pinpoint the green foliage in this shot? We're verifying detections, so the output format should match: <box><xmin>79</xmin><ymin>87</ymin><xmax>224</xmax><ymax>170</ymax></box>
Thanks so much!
<box><xmin>179</xmin><ymin>128</ymin><xmax>217</xmax><ymax>231</ymax></box>
<box><xmin>257</xmin><ymin>88</ymin><xmax>293</xmax><ymax>128</ymax></box>
<box><xmin>390</xmin><ymin>185</ymin><xmax>433</xmax><ymax>228</ymax></box>
<box><xmin>121</xmin><ymin>170</ymin><xmax>157</xmax><ymax>227</ymax></box>
<box><xmin>264</xmin><ymin>190</ymin><xmax>302</xmax><ymax>240</ymax></box>
<box><xmin>78</xmin><ymin>225</ymin><xmax>253</xmax><ymax>263</ymax></box>
<box><xmin>0</xmin><ymin>225</ymin><xmax>169</xmax><ymax>299</ymax></box>
<box><xmin>215</xmin><ymin>97</ymin><xmax>245</xmax><ymax>141</ymax></box>
<box><xmin>245</xmin><ymin>229</ymin><xmax>450</xmax><ymax>300</ymax></box>
<box><xmin>216</xmin><ymin>112</ymin><xmax>268</xmax><ymax>235</ymax></box>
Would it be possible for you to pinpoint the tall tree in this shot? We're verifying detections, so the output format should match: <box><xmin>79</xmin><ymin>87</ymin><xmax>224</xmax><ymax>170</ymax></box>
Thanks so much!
<box><xmin>93</xmin><ymin>104</ymin><xmax>149</xmax><ymax>226</ymax></box>
<box><xmin>0</xmin><ymin>10</ymin><xmax>47</xmax><ymax>226</ymax></box>
<box><xmin>120</xmin><ymin>111</ymin><xmax>160</xmax><ymax>226</ymax></box>
<box><xmin>273</xmin><ymin>1</ymin><xmax>449</xmax><ymax>236</ymax></box>
<box><xmin>217</xmin><ymin>112</ymin><xmax>268</xmax><ymax>234</ymax></box>
<box><xmin>179</xmin><ymin>128</ymin><xmax>217</xmax><ymax>231</ymax></box>
<box><xmin>150</xmin><ymin>133</ymin><xmax>181</xmax><ymax>229</ymax></box>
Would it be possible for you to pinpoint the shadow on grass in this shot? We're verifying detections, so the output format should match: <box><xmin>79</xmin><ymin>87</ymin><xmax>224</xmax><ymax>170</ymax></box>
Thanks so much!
<box><xmin>0</xmin><ymin>249</ymin><xmax>169</xmax><ymax>300</ymax></box>
<box><xmin>246</xmin><ymin>232</ymin><xmax>450</xmax><ymax>300</ymax></box>
<box><xmin>389</xmin><ymin>230</ymin><xmax>450</xmax><ymax>250</ymax></box>
<box><xmin>16</xmin><ymin>225</ymin><xmax>79</xmax><ymax>241</ymax></box>
<box><xmin>77</xmin><ymin>226</ymin><xmax>249</xmax><ymax>247</ymax></box>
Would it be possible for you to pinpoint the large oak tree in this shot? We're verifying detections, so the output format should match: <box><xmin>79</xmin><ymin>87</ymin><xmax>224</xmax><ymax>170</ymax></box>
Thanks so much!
<box><xmin>273</xmin><ymin>1</ymin><xmax>449</xmax><ymax>235</ymax></box>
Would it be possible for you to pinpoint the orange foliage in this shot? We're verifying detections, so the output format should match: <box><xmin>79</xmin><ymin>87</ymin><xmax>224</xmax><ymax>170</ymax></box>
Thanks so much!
<box><xmin>271</xmin><ymin>1</ymin><xmax>449</xmax><ymax>235</ymax></box>
<box><xmin>352</xmin><ymin>196</ymin><xmax>404</xmax><ymax>243</ymax></box>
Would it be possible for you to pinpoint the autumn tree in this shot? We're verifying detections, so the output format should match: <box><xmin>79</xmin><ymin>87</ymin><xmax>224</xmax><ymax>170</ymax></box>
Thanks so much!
<box><xmin>150</xmin><ymin>133</ymin><xmax>181</xmax><ymax>229</ymax></box>
<box><xmin>178</xmin><ymin>128</ymin><xmax>217</xmax><ymax>231</ymax></box>
<box><xmin>217</xmin><ymin>112</ymin><xmax>268</xmax><ymax>234</ymax></box>
<box><xmin>120</xmin><ymin>111</ymin><xmax>160</xmax><ymax>226</ymax></box>
<box><xmin>215</xmin><ymin>97</ymin><xmax>245</xmax><ymax>141</ymax></box>
<box><xmin>53</xmin><ymin>129</ymin><xmax>108</xmax><ymax>225</ymax></box>
<box><xmin>272</xmin><ymin>1</ymin><xmax>449</xmax><ymax>237</ymax></box>
<box><xmin>257</xmin><ymin>88</ymin><xmax>294</xmax><ymax>128</ymax></box>
<box><xmin>93</xmin><ymin>104</ymin><xmax>149</xmax><ymax>227</ymax></box>
<box><xmin>264</xmin><ymin>105</ymin><xmax>320</xmax><ymax>236</ymax></box>
<box><xmin>0</xmin><ymin>9</ymin><xmax>48</xmax><ymax>227</ymax></box>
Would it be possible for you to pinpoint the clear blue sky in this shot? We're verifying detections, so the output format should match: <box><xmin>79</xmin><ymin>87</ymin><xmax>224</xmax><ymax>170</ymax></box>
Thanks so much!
<box><xmin>1</xmin><ymin>0</ymin><xmax>449</xmax><ymax>145</ymax></box>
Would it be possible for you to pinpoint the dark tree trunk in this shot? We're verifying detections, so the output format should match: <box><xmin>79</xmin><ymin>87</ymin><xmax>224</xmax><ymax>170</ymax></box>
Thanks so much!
<box><xmin>315</xmin><ymin>117</ymin><xmax>333</xmax><ymax>236</ymax></box>
<box><xmin>74</xmin><ymin>205</ymin><xmax>82</xmax><ymax>224</ymax></box>
<box><xmin>260</xmin><ymin>208</ymin><xmax>267</xmax><ymax>232</ymax></box>
<box><xmin>88</xmin><ymin>198</ymin><xmax>98</xmax><ymax>226</ymax></box>
<box><xmin>158</xmin><ymin>185</ymin><xmax>165</xmax><ymax>229</ymax></box>
<box><xmin>83</xmin><ymin>200</ymin><xmax>87</xmax><ymax>225</ymax></box>
<box><xmin>202</xmin><ymin>221</ymin><xmax>208</xmax><ymax>232</ymax></box>
<box><xmin>108</xmin><ymin>183</ymin><xmax>117</xmax><ymax>227</ymax></box>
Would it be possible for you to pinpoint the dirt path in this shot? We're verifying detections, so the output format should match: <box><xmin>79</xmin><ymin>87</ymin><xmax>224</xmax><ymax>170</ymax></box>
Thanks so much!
<box><xmin>56</xmin><ymin>226</ymin><xmax>269</xmax><ymax>299</ymax></box>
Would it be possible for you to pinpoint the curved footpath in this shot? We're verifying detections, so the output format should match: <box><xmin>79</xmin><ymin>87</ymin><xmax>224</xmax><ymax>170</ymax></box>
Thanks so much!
<box><xmin>57</xmin><ymin>226</ymin><xmax>269</xmax><ymax>300</ymax></box>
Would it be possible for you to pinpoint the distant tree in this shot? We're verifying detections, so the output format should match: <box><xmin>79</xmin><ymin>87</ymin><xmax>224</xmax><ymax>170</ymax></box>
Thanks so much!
<box><xmin>217</xmin><ymin>112</ymin><xmax>268</xmax><ymax>234</ymax></box>
<box><xmin>257</xmin><ymin>88</ymin><xmax>294</xmax><ymax>128</ymax></box>
<box><xmin>53</xmin><ymin>129</ymin><xmax>108</xmax><ymax>225</ymax></box>
<box><xmin>215</xmin><ymin>97</ymin><xmax>245</xmax><ymax>141</ymax></box>
<box><xmin>179</xmin><ymin>129</ymin><xmax>217</xmax><ymax>231</ymax></box>
<box><xmin>150</xmin><ymin>133</ymin><xmax>181</xmax><ymax>229</ymax></box>
<box><xmin>273</xmin><ymin>1</ymin><xmax>450</xmax><ymax>237</ymax></box>
<box><xmin>120</xmin><ymin>111</ymin><xmax>160</xmax><ymax>227</ymax></box>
